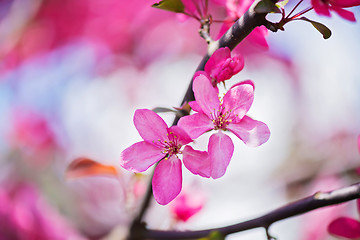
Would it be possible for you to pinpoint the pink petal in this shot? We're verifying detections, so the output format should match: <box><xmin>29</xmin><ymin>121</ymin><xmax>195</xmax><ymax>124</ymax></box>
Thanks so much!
<box><xmin>331</xmin><ymin>0</ymin><xmax>360</xmax><ymax>7</ymax></box>
<box><xmin>177</xmin><ymin>113</ymin><xmax>214</xmax><ymax>139</ymax></box>
<box><xmin>169</xmin><ymin>191</ymin><xmax>204</xmax><ymax>222</ymax></box>
<box><xmin>246</xmin><ymin>26</ymin><xmax>269</xmax><ymax>49</ymax></box>
<box><xmin>208</xmin><ymin>132</ymin><xmax>234</xmax><ymax>179</ymax></box>
<box><xmin>331</xmin><ymin>6</ymin><xmax>356</xmax><ymax>21</ymax></box>
<box><xmin>227</xmin><ymin>115</ymin><xmax>270</xmax><ymax>147</ymax></box>
<box><xmin>205</xmin><ymin>47</ymin><xmax>245</xmax><ymax>83</ymax></box>
<box><xmin>182</xmin><ymin>0</ymin><xmax>199</xmax><ymax>17</ymax></box>
<box><xmin>205</xmin><ymin>47</ymin><xmax>231</xmax><ymax>75</ymax></box>
<box><xmin>358</xmin><ymin>135</ymin><xmax>360</xmax><ymax>154</ymax></box>
<box><xmin>223</xmin><ymin>81</ymin><xmax>254</xmax><ymax>122</ymax></box>
<box><xmin>230</xmin><ymin>79</ymin><xmax>255</xmax><ymax>90</ymax></box>
<box><xmin>152</xmin><ymin>155</ymin><xmax>182</xmax><ymax>205</ymax></box>
<box><xmin>182</xmin><ymin>145</ymin><xmax>211</xmax><ymax>178</ymax></box>
<box><xmin>193</xmin><ymin>74</ymin><xmax>221</xmax><ymax>118</ymax></box>
<box><xmin>312</xmin><ymin>0</ymin><xmax>332</xmax><ymax>16</ymax></box>
<box><xmin>134</xmin><ymin>109</ymin><xmax>168</xmax><ymax>144</ymax></box>
<box><xmin>120</xmin><ymin>141</ymin><xmax>163</xmax><ymax>172</ymax></box>
<box><xmin>328</xmin><ymin>217</ymin><xmax>360</xmax><ymax>238</ymax></box>
<box><xmin>167</xmin><ymin>126</ymin><xmax>193</xmax><ymax>145</ymax></box>
<box><xmin>188</xmin><ymin>101</ymin><xmax>204</xmax><ymax>114</ymax></box>
<box><xmin>357</xmin><ymin>199</ymin><xmax>360</xmax><ymax>216</ymax></box>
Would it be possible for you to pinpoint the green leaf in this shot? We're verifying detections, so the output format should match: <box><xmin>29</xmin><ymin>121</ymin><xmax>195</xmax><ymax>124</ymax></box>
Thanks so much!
<box><xmin>152</xmin><ymin>0</ymin><xmax>184</xmax><ymax>13</ymax></box>
<box><xmin>152</xmin><ymin>107</ymin><xmax>185</xmax><ymax>118</ymax></box>
<box><xmin>254</xmin><ymin>0</ymin><xmax>281</xmax><ymax>14</ymax></box>
<box><xmin>276</xmin><ymin>0</ymin><xmax>289</xmax><ymax>9</ymax></box>
<box><xmin>198</xmin><ymin>231</ymin><xmax>225</xmax><ymax>240</ymax></box>
<box><xmin>299</xmin><ymin>17</ymin><xmax>332</xmax><ymax>39</ymax></box>
<box><xmin>152</xmin><ymin>107</ymin><xmax>177</xmax><ymax>114</ymax></box>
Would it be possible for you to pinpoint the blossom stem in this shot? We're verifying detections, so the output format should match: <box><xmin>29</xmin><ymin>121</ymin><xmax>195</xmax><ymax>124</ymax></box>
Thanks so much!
<box><xmin>286</xmin><ymin>0</ymin><xmax>304</xmax><ymax>19</ymax></box>
<box><xmin>143</xmin><ymin>181</ymin><xmax>360</xmax><ymax>239</ymax></box>
<box><xmin>290</xmin><ymin>7</ymin><xmax>313</xmax><ymax>19</ymax></box>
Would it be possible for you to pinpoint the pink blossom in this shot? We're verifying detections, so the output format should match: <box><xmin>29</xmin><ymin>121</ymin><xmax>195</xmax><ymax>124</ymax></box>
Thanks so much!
<box><xmin>328</xmin><ymin>199</ymin><xmax>360</xmax><ymax>238</ymax></box>
<box><xmin>8</xmin><ymin>108</ymin><xmax>60</xmax><ymax>166</ymax></box>
<box><xmin>121</xmin><ymin>109</ymin><xmax>199</xmax><ymax>205</ymax></box>
<box><xmin>358</xmin><ymin>134</ymin><xmax>360</xmax><ymax>154</ymax></box>
<box><xmin>178</xmin><ymin>74</ymin><xmax>270</xmax><ymax>178</ymax></box>
<box><xmin>311</xmin><ymin>0</ymin><xmax>360</xmax><ymax>21</ymax></box>
<box><xmin>0</xmin><ymin>183</ymin><xmax>85</xmax><ymax>240</ymax></box>
<box><xmin>181</xmin><ymin>0</ymin><xmax>209</xmax><ymax>20</ymax></box>
<box><xmin>169</xmin><ymin>185</ymin><xmax>205</xmax><ymax>222</ymax></box>
<box><xmin>198</xmin><ymin>47</ymin><xmax>244</xmax><ymax>86</ymax></box>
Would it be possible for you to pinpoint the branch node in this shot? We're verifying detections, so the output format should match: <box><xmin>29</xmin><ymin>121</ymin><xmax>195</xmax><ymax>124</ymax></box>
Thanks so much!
<box><xmin>265</xmin><ymin>226</ymin><xmax>277</xmax><ymax>240</ymax></box>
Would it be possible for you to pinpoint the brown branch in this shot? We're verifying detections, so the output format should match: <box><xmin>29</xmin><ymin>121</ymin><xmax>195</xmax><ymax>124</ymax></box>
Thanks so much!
<box><xmin>144</xmin><ymin>181</ymin><xmax>360</xmax><ymax>239</ymax></box>
<box><xmin>129</xmin><ymin>0</ymin><xmax>277</xmax><ymax>237</ymax></box>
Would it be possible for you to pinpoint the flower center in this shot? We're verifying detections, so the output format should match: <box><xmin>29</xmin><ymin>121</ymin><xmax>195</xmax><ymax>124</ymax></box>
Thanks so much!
<box><xmin>158</xmin><ymin>132</ymin><xmax>182</xmax><ymax>159</ymax></box>
<box><xmin>211</xmin><ymin>104</ymin><xmax>233</xmax><ymax>130</ymax></box>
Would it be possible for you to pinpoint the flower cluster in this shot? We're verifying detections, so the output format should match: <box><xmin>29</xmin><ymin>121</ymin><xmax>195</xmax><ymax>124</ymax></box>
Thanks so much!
<box><xmin>311</xmin><ymin>0</ymin><xmax>360</xmax><ymax>21</ymax></box>
<box><xmin>120</xmin><ymin>47</ymin><xmax>270</xmax><ymax>205</ymax></box>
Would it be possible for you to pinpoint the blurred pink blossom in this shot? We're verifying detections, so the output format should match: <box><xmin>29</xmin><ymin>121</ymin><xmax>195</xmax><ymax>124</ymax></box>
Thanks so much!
<box><xmin>328</xmin><ymin>199</ymin><xmax>360</xmax><ymax>239</ymax></box>
<box><xmin>8</xmin><ymin>108</ymin><xmax>59</xmax><ymax>166</ymax></box>
<box><xmin>0</xmin><ymin>182</ymin><xmax>84</xmax><ymax>240</ymax></box>
<box><xmin>169</xmin><ymin>185</ymin><xmax>205</xmax><ymax>222</ymax></box>
<box><xmin>311</xmin><ymin>0</ymin><xmax>360</xmax><ymax>21</ymax></box>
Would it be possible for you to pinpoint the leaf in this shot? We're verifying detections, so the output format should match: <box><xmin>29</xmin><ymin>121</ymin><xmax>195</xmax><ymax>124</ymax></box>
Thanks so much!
<box><xmin>66</xmin><ymin>157</ymin><xmax>118</xmax><ymax>179</ymax></box>
<box><xmin>299</xmin><ymin>17</ymin><xmax>332</xmax><ymax>39</ymax></box>
<box><xmin>152</xmin><ymin>0</ymin><xmax>184</xmax><ymax>13</ymax></box>
<box><xmin>198</xmin><ymin>231</ymin><xmax>225</xmax><ymax>240</ymax></box>
<box><xmin>254</xmin><ymin>0</ymin><xmax>281</xmax><ymax>14</ymax></box>
<box><xmin>276</xmin><ymin>0</ymin><xmax>289</xmax><ymax>9</ymax></box>
<box><xmin>152</xmin><ymin>107</ymin><xmax>178</xmax><ymax>114</ymax></box>
<box><xmin>152</xmin><ymin>106</ymin><xmax>188</xmax><ymax>118</ymax></box>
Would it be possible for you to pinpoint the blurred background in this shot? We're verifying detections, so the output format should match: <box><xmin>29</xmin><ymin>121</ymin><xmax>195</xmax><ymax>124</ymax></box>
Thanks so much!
<box><xmin>0</xmin><ymin>0</ymin><xmax>359</xmax><ymax>239</ymax></box>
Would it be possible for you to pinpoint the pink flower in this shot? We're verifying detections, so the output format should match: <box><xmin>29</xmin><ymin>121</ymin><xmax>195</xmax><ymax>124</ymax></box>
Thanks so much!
<box><xmin>328</xmin><ymin>199</ymin><xmax>360</xmax><ymax>239</ymax></box>
<box><xmin>169</xmin><ymin>185</ymin><xmax>205</xmax><ymax>222</ymax></box>
<box><xmin>120</xmin><ymin>109</ymin><xmax>196</xmax><ymax>205</ymax></box>
<box><xmin>198</xmin><ymin>47</ymin><xmax>244</xmax><ymax>86</ymax></box>
<box><xmin>178</xmin><ymin>74</ymin><xmax>270</xmax><ymax>178</ymax></box>
<box><xmin>311</xmin><ymin>0</ymin><xmax>360</xmax><ymax>21</ymax></box>
<box><xmin>0</xmin><ymin>183</ymin><xmax>85</xmax><ymax>240</ymax></box>
<box><xmin>181</xmin><ymin>0</ymin><xmax>210</xmax><ymax>20</ymax></box>
<box><xmin>357</xmin><ymin>134</ymin><xmax>360</xmax><ymax>154</ymax></box>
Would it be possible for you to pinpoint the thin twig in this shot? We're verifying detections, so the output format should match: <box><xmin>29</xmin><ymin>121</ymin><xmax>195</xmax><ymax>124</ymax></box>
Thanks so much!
<box><xmin>144</xmin><ymin>181</ymin><xmax>360</xmax><ymax>239</ymax></box>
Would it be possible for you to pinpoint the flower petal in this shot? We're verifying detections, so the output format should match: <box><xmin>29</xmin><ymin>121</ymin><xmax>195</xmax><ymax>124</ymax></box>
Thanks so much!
<box><xmin>167</xmin><ymin>126</ymin><xmax>193</xmax><ymax>145</ymax></box>
<box><xmin>134</xmin><ymin>109</ymin><xmax>168</xmax><ymax>144</ymax></box>
<box><xmin>208</xmin><ymin>132</ymin><xmax>234</xmax><ymax>179</ymax></box>
<box><xmin>189</xmin><ymin>101</ymin><xmax>204</xmax><ymax>114</ymax></box>
<box><xmin>152</xmin><ymin>156</ymin><xmax>182</xmax><ymax>205</ymax></box>
<box><xmin>182</xmin><ymin>145</ymin><xmax>211</xmax><ymax>178</ymax></box>
<box><xmin>193</xmin><ymin>74</ymin><xmax>220</xmax><ymax>118</ymax></box>
<box><xmin>177</xmin><ymin>113</ymin><xmax>213</xmax><ymax>139</ymax></box>
<box><xmin>120</xmin><ymin>141</ymin><xmax>163</xmax><ymax>172</ymax></box>
<box><xmin>227</xmin><ymin>116</ymin><xmax>270</xmax><ymax>147</ymax></box>
<box><xmin>223</xmin><ymin>81</ymin><xmax>254</xmax><ymax>122</ymax></box>
<box><xmin>328</xmin><ymin>217</ymin><xmax>360</xmax><ymax>238</ymax></box>
<box><xmin>312</xmin><ymin>0</ymin><xmax>331</xmax><ymax>16</ymax></box>
<box><xmin>331</xmin><ymin>6</ymin><xmax>356</xmax><ymax>21</ymax></box>
<box><xmin>205</xmin><ymin>47</ymin><xmax>231</xmax><ymax>75</ymax></box>
<box><xmin>331</xmin><ymin>0</ymin><xmax>360</xmax><ymax>8</ymax></box>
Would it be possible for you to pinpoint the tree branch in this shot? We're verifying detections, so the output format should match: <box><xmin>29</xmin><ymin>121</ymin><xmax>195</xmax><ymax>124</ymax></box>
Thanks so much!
<box><xmin>173</xmin><ymin>0</ymin><xmax>270</xmax><ymax>125</ymax></box>
<box><xmin>144</xmin><ymin>181</ymin><xmax>360</xmax><ymax>239</ymax></box>
<box><xmin>129</xmin><ymin>0</ymin><xmax>277</xmax><ymax>236</ymax></box>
